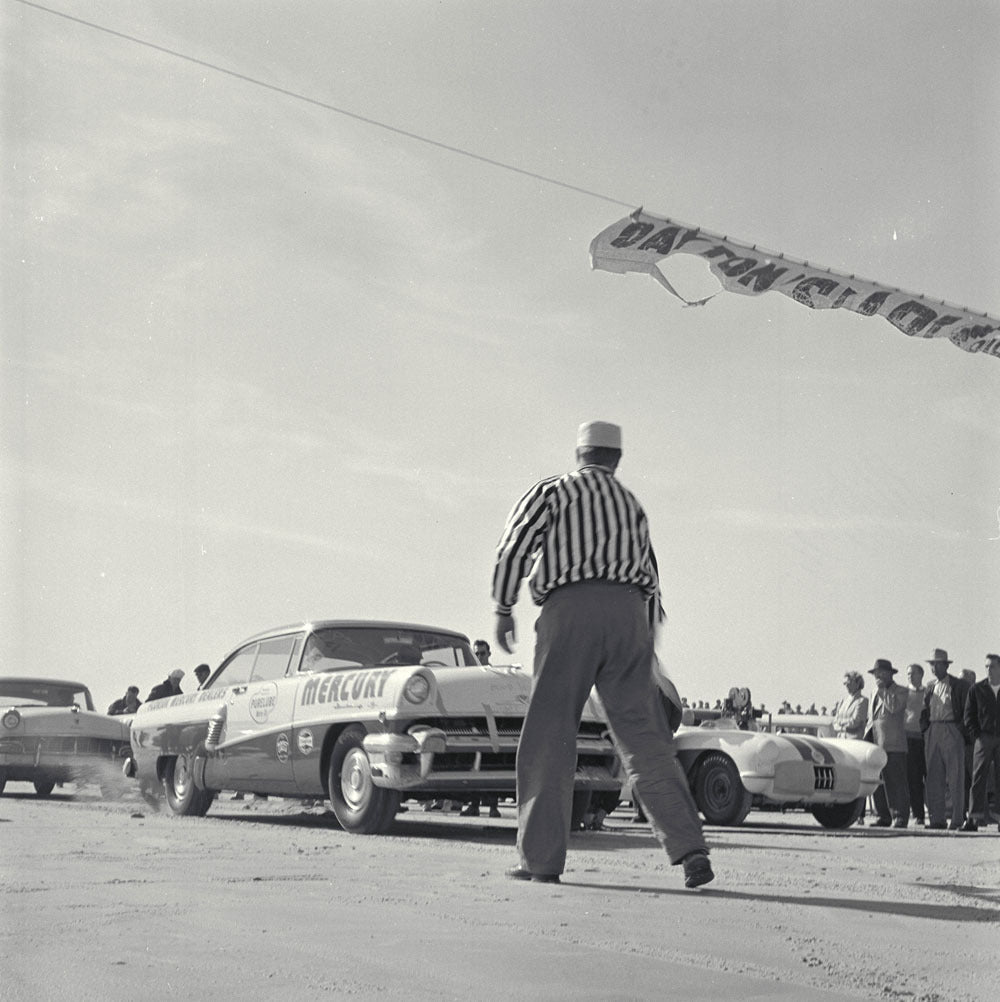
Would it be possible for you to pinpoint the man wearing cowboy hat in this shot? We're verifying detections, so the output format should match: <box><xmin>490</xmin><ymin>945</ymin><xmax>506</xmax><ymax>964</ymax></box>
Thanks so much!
<box><xmin>919</xmin><ymin>648</ymin><xmax>971</xmax><ymax>830</ymax></box>
<box><xmin>865</xmin><ymin>659</ymin><xmax>910</xmax><ymax>827</ymax></box>
<box><xmin>491</xmin><ymin>420</ymin><xmax>712</xmax><ymax>889</ymax></box>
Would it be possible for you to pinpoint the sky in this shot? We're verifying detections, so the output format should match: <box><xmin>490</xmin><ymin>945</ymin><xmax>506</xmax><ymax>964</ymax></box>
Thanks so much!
<box><xmin>3</xmin><ymin>0</ymin><xmax>999</xmax><ymax>715</ymax></box>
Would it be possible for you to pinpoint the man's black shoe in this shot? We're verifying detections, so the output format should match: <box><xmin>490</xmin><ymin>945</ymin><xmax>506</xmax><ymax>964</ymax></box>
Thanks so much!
<box><xmin>505</xmin><ymin>866</ymin><xmax>560</xmax><ymax>884</ymax></box>
<box><xmin>926</xmin><ymin>822</ymin><xmax>947</xmax><ymax>830</ymax></box>
<box><xmin>872</xmin><ymin>818</ymin><xmax>891</xmax><ymax>827</ymax></box>
<box><xmin>682</xmin><ymin>851</ymin><xmax>714</xmax><ymax>889</ymax></box>
<box><xmin>959</xmin><ymin>819</ymin><xmax>979</xmax><ymax>832</ymax></box>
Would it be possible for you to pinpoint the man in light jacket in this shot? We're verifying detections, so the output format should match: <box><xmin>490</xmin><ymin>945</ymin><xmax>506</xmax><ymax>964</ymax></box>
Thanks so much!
<box><xmin>866</xmin><ymin>659</ymin><xmax>910</xmax><ymax>828</ymax></box>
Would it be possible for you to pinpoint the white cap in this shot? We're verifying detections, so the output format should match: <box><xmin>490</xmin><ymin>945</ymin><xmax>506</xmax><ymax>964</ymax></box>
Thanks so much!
<box><xmin>577</xmin><ymin>421</ymin><xmax>622</xmax><ymax>450</ymax></box>
<box><xmin>169</xmin><ymin>669</ymin><xmax>185</xmax><ymax>680</ymax></box>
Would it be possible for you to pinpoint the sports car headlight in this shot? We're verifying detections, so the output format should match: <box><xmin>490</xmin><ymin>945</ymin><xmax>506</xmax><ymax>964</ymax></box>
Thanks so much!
<box><xmin>402</xmin><ymin>673</ymin><xmax>432</xmax><ymax>705</ymax></box>
<box><xmin>2</xmin><ymin>709</ymin><xmax>21</xmax><ymax>730</ymax></box>
<box><xmin>754</xmin><ymin>738</ymin><xmax>783</xmax><ymax>769</ymax></box>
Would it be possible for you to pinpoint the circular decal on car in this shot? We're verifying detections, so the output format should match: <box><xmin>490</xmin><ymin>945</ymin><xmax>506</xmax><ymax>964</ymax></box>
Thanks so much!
<box><xmin>249</xmin><ymin>683</ymin><xmax>278</xmax><ymax>723</ymax></box>
<box><xmin>297</xmin><ymin>729</ymin><xmax>314</xmax><ymax>755</ymax></box>
<box><xmin>275</xmin><ymin>732</ymin><xmax>290</xmax><ymax>763</ymax></box>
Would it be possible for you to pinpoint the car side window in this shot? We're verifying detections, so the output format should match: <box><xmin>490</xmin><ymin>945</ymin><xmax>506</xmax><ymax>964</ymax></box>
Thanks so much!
<box><xmin>210</xmin><ymin>644</ymin><xmax>257</xmax><ymax>688</ymax></box>
<box><xmin>250</xmin><ymin>635</ymin><xmax>300</xmax><ymax>682</ymax></box>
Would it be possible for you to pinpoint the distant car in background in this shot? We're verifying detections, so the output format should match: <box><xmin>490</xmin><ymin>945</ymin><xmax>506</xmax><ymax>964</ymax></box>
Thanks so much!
<box><xmin>0</xmin><ymin>677</ymin><xmax>132</xmax><ymax>796</ymax></box>
<box><xmin>129</xmin><ymin>620</ymin><xmax>621</xmax><ymax>833</ymax></box>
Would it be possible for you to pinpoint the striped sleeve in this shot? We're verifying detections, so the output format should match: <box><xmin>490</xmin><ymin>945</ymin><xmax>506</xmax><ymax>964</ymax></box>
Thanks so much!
<box><xmin>491</xmin><ymin>477</ymin><xmax>555</xmax><ymax>614</ymax></box>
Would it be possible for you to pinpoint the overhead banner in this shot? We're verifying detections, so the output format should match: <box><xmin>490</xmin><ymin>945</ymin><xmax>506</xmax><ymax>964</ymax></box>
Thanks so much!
<box><xmin>589</xmin><ymin>209</ymin><xmax>999</xmax><ymax>360</ymax></box>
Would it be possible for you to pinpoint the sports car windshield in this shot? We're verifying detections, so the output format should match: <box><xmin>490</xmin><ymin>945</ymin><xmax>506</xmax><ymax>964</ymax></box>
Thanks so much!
<box><xmin>0</xmin><ymin>680</ymin><xmax>94</xmax><ymax>710</ymax></box>
<box><xmin>300</xmin><ymin>627</ymin><xmax>476</xmax><ymax>672</ymax></box>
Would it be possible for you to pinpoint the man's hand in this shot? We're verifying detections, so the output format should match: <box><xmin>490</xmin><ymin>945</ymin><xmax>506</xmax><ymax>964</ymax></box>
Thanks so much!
<box><xmin>495</xmin><ymin>613</ymin><xmax>516</xmax><ymax>654</ymax></box>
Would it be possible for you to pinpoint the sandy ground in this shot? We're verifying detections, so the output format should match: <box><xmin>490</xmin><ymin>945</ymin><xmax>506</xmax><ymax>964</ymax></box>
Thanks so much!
<box><xmin>1</xmin><ymin>787</ymin><xmax>996</xmax><ymax>1002</ymax></box>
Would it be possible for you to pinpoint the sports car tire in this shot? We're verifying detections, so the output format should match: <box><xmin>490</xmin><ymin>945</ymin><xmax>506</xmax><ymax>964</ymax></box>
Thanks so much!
<box><xmin>162</xmin><ymin>756</ymin><xmax>214</xmax><ymax>817</ymax></box>
<box><xmin>693</xmin><ymin>752</ymin><xmax>753</xmax><ymax>826</ymax></box>
<box><xmin>810</xmin><ymin>796</ymin><xmax>866</xmax><ymax>829</ymax></box>
<box><xmin>33</xmin><ymin>780</ymin><xmax>56</xmax><ymax>797</ymax></box>
<box><xmin>328</xmin><ymin>726</ymin><xmax>400</xmax><ymax>834</ymax></box>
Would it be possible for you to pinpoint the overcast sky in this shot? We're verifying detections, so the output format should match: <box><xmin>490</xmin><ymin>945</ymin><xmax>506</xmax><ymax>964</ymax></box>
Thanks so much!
<box><xmin>3</xmin><ymin>0</ymin><xmax>998</xmax><ymax>713</ymax></box>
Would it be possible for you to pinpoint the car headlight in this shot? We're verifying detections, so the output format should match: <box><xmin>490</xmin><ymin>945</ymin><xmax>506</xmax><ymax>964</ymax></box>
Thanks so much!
<box><xmin>2</xmin><ymin>709</ymin><xmax>21</xmax><ymax>730</ymax></box>
<box><xmin>402</xmin><ymin>673</ymin><xmax>432</xmax><ymax>705</ymax></box>
<box><xmin>753</xmin><ymin>738</ymin><xmax>783</xmax><ymax>769</ymax></box>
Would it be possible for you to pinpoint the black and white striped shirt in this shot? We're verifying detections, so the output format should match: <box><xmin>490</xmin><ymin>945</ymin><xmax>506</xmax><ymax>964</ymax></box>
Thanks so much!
<box><xmin>492</xmin><ymin>465</ymin><xmax>659</xmax><ymax>614</ymax></box>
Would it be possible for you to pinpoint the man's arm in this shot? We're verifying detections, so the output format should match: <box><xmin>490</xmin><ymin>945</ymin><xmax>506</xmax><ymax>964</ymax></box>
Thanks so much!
<box><xmin>963</xmin><ymin>686</ymin><xmax>981</xmax><ymax>743</ymax></box>
<box><xmin>490</xmin><ymin>480</ymin><xmax>551</xmax><ymax>650</ymax></box>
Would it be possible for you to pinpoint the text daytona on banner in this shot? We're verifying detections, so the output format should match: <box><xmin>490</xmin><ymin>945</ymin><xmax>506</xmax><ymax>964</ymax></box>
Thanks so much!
<box><xmin>589</xmin><ymin>209</ymin><xmax>999</xmax><ymax>360</ymax></box>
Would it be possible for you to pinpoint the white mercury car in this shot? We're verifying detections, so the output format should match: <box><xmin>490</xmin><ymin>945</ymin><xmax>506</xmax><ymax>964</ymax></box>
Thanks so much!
<box><xmin>128</xmin><ymin>620</ymin><xmax>621</xmax><ymax>832</ymax></box>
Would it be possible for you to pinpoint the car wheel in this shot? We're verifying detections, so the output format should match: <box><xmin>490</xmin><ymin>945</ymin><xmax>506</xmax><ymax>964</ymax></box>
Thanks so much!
<box><xmin>328</xmin><ymin>726</ymin><xmax>400</xmax><ymax>834</ymax></box>
<box><xmin>693</xmin><ymin>752</ymin><xmax>753</xmax><ymax>825</ymax></box>
<box><xmin>162</xmin><ymin>756</ymin><xmax>214</xmax><ymax>817</ymax></box>
<box><xmin>810</xmin><ymin>796</ymin><xmax>866</xmax><ymax>829</ymax></box>
<box><xmin>33</xmin><ymin>780</ymin><xmax>56</xmax><ymax>797</ymax></box>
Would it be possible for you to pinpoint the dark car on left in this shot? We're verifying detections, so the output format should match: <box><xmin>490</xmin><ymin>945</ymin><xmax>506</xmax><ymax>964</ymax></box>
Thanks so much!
<box><xmin>0</xmin><ymin>677</ymin><xmax>132</xmax><ymax>796</ymax></box>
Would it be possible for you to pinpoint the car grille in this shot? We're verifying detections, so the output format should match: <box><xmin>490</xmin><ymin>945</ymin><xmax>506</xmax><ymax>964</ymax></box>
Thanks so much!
<box><xmin>407</xmin><ymin>716</ymin><xmax>616</xmax><ymax>774</ymax></box>
<box><xmin>0</xmin><ymin>736</ymin><xmax>125</xmax><ymax>757</ymax></box>
<box><xmin>813</xmin><ymin>765</ymin><xmax>836</xmax><ymax>791</ymax></box>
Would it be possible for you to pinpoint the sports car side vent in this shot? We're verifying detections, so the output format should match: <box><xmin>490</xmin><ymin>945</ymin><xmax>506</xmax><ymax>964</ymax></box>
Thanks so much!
<box><xmin>813</xmin><ymin>765</ymin><xmax>836</xmax><ymax>791</ymax></box>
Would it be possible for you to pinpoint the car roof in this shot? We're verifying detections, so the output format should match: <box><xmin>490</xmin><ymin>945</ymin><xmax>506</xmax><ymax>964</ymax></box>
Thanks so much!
<box><xmin>232</xmin><ymin>620</ymin><xmax>472</xmax><ymax>649</ymax></box>
<box><xmin>0</xmin><ymin>676</ymin><xmax>92</xmax><ymax>691</ymax></box>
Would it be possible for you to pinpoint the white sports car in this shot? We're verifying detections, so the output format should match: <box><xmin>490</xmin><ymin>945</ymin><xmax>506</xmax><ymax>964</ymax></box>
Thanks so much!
<box><xmin>611</xmin><ymin>688</ymin><xmax>887</xmax><ymax>828</ymax></box>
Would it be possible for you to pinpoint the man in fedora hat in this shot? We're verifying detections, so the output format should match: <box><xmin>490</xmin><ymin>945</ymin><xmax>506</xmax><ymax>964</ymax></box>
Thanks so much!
<box><xmin>491</xmin><ymin>420</ymin><xmax>713</xmax><ymax>889</ymax></box>
<box><xmin>919</xmin><ymin>648</ymin><xmax>971</xmax><ymax>830</ymax></box>
<box><xmin>865</xmin><ymin>659</ymin><xmax>910</xmax><ymax>827</ymax></box>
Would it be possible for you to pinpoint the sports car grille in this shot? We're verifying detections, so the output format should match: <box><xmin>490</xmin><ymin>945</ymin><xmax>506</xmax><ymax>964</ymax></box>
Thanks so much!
<box><xmin>813</xmin><ymin>765</ymin><xmax>836</xmax><ymax>791</ymax></box>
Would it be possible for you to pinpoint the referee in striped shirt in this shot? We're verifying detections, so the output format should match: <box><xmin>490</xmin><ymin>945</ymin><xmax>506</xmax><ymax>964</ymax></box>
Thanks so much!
<box><xmin>492</xmin><ymin>420</ymin><xmax>713</xmax><ymax>888</ymax></box>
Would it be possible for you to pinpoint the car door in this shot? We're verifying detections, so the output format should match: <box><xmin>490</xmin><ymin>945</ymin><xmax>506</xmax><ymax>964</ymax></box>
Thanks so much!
<box><xmin>219</xmin><ymin>634</ymin><xmax>303</xmax><ymax>793</ymax></box>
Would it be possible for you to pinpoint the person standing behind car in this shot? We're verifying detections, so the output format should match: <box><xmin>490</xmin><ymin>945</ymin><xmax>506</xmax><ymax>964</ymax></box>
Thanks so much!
<box><xmin>960</xmin><ymin>653</ymin><xmax>1000</xmax><ymax>832</ymax></box>
<box><xmin>107</xmin><ymin>686</ymin><xmax>141</xmax><ymax>715</ymax></box>
<box><xmin>832</xmin><ymin>672</ymin><xmax>869</xmax><ymax>740</ymax></box>
<box><xmin>904</xmin><ymin>663</ymin><xmax>927</xmax><ymax>825</ymax></box>
<box><xmin>193</xmin><ymin>663</ymin><xmax>211</xmax><ymax>689</ymax></box>
<box><xmin>461</xmin><ymin>641</ymin><xmax>502</xmax><ymax>819</ymax></box>
<box><xmin>866</xmin><ymin>659</ymin><xmax>910</xmax><ymax>827</ymax></box>
<box><xmin>491</xmin><ymin>419</ymin><xmax>713</xmax><ymax>889</ymax></box>
<box><xmin>147</xmin><ymin>668</ymin><xmax>184</xmax><ymax>702</ymax></box>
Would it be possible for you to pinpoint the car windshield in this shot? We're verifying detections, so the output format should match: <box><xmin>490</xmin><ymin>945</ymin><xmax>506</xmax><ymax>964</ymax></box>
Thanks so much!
<box><xmin>300</xmin><ymin>627</ymin><xmax>476</xmax><ymax>672</ymax></box>
<box><xmin>0</xmin><ymin>680</ymin><xmax>93</xmax><ymax>710</ymax></box>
